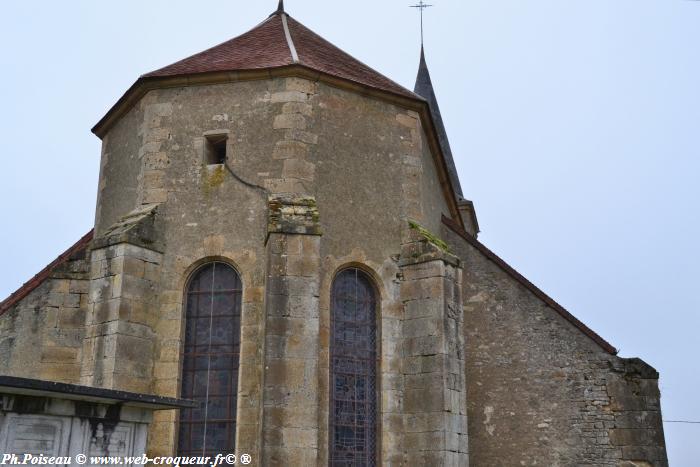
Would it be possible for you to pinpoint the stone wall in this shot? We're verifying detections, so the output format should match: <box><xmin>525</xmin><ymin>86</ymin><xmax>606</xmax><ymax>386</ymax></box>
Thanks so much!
<box><xmin>94</xmin><ymin>102</ymin><xmax>144</xmax><ymax>236</ymax></box>
<box><xmin>81</xmin><ymin>242</ymin><xmax>162</xmax><ymax>394</ymax></box>
<box><xmin>0</xmin><ymin>241</ymin><xmax>90</xmax><ymax>384</ymax></box>
<box><xmin>441</xmin><ymin>222</ymin><xmax>667</xmax><ymax>466</ymax></box>
<box><xmin>80</xmin><ymin>204</ymin><xmax>162</xmax><ymax>394</ymax></box>
<box><xmin>1</xmin><ymin>69</ymin><xmax>668</xmax><ymax>466</ymax></box>
<box><xmin>262</xmin><ymin>195</ymin><xmax>322</xmax><ymax>466</ymax></box>
<box><xmin>91</xmin><ymin>75</ymin><xmax>455</xmax><ymax>460</ymax></box>
<box><xmin>609</xmin><ymin>358</ymin><xmax>667</xmax><ymax>465</ymax></box>
<box><xmin>398</xmin><ymin>227</ymin><xmax>469</xmax><ymax>465</ymax></box>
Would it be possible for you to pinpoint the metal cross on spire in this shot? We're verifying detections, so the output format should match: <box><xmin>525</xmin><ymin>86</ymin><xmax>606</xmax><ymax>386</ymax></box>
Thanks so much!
<box><xmin>410</xmin><ymin>1</ymin><xmax>433</xmax><ymax>46</ymax></box>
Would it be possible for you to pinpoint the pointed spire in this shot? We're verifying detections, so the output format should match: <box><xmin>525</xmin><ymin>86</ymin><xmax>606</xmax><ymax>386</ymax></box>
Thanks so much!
<box><xmin>418</xmin><ymin>44</ymin><xmax>427</xmax><ymax>74</ymax></box>
<box><xmin>414</xmin><ymin>46</ymin><xmax>464</xmax><ymax>198</ymax></box>
<box><xmin>270</xmin><ymin>0</ymin><xmax>284</xmax><ymax>16</ymax></box>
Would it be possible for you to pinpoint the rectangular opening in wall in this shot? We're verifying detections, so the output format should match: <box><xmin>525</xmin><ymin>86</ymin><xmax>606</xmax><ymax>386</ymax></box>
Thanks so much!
<box><xmin>204</xmin><ymin>134</ymin><xmax>228</xmax><ymax>165</ymax></box>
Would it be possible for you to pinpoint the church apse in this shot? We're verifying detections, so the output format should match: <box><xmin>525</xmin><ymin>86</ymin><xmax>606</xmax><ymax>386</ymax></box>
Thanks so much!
<box><xmin>0</xmin><ymin>3</ymin><xmax>667</xmax><ymax>466</ymax></box>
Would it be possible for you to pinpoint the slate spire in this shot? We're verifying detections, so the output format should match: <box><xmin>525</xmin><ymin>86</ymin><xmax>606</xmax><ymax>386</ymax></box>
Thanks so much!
<box><xmin>414</xmin><ymin>46</ymin><xmax>464</xmax><ymax>198</ymax></box>
<box><xmin>277</xmin><ymin>0</ymin><xmax>284</xmax><ymax>13</ymax></box>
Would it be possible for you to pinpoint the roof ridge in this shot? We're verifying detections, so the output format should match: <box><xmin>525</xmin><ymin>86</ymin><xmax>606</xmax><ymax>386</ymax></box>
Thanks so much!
<box><xmin>280</xmin><ymin>13</ymin><xmax>299</xmax><ymax>63</ymax></box>
<box><xmin>285</xmin><ymin>15</ymin><xmax>419</xmax><ymax>100</ymax></box>
<box><xmin>99</xmin><ymin>11</ymin><xmax>434</xmax><ymax>138</ymax></box>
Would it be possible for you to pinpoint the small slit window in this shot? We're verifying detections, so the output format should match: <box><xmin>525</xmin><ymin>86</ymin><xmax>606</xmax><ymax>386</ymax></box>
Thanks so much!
<box><xmin>205</xmin><ymin>134</ymin><xmax>228</xmax><ymax>165</ymax></box>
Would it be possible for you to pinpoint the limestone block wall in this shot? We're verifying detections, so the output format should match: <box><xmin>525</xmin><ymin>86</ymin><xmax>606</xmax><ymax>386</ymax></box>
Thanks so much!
<box><xmin>608</xmin><ymin>359</ymin><xmax>667</xmax><ymax>465</ymax></box>
<box><xmin>266</xmin><ymin>78</ymin><xmax>319</xmax><ymax>194</ymax></box>
<box><xmin>88</xmin><ymin>75</ymin><xmax>456</xmax><ymax>459</ymax></box>
<box><xmin>2</xmin><ymin>68</ymin><xmax>668</xmax><ymax>466</ymax></box>
<box><xmin>0</xmin><ymin>241</ymin><xmax>90</xmax><ymax>384</ymax></box>
<box><xmin>441</xmin><ymin>223</ymin><xmax>668</xmax><ymax>466</ymax></box>
<box><xmin>95</xmin><ymin>104</ymin><xmax>144</xmax><ymax>236</ymax></box>
<box><xmin>81</xmin><ymin>242</ymin><xmax>162</xmax><ymax>394</ymax></box>
<box><xmin>262</xmin><ymin>228</ymin><xmax>321</xmax><ymax>464</ymax></box>
<box><xmin>398</xmin><ymin>229</ymin><xmax>468</xmax><ymax>466</ymax></box>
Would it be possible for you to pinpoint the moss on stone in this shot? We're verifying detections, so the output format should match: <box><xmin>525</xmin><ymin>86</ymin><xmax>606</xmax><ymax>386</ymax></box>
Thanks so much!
<box><xmin>201</xmin><ymin>164</ymin><xmax>226</xmax><ymax>195</ymax></box>
<box><xmin>408</xmin><ymin>220</ymin><xmax>451</xmax><ymax>253</ymax></box>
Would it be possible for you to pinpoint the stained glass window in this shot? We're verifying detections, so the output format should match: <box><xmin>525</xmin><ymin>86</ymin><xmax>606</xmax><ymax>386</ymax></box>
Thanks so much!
<box><xmin>329</xmin><ymin>268</ymin><xmax>378</xmax><ymax>466</ymax></box>
<box><xmin>178</xmin><ymin>262</ymin><xmax>242</xmax><ymax>457</ymax></box>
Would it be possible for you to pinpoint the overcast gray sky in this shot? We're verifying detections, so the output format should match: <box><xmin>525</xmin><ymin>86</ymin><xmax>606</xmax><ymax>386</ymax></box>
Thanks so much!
<box><xmin>1</xmin><ymin>0</ymin><xmax>698</xmax><ymax>463</ymax></box>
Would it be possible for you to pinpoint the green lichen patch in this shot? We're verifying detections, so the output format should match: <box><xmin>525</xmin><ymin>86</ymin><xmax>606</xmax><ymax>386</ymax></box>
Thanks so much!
<box><xmin>408</xmin><ymin>220</ymin><xmax>451</xmax><ymax>253</ymax></box>
<box><xmin>201</xmin><ymin>164</ymin><xmax>226</xmax><ymax>195</ymax></box>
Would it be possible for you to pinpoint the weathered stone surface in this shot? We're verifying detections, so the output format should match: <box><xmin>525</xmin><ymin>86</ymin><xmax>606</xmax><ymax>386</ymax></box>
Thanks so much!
<box><xmin>81</xmin><ymin>240</ymin><xmax>161</xmax><ymax>393</ymax></box>
<box><xmin>442</xmin><ymin>225</ymin><xmax>668</xmax><ymax>466</ymax></box>
<box><xmin>396</xmin><ymin>221</ymin><xmax>468</xmax><ymax>465</ymax></box>
<box><xmin>285</xmin><ymin>77</ymin><xmax>317</xmax><ymax>95</ymax></box>
<box><xmin>285</xmin><ymin>129</ymin><xmax>318</xmax><ymax>145</ymax></box>
<box><xmin>267</xmin><ymin>195</ymin><xmax>322</xmax><ymax>238</ymax></box>
<box><xmin>263</xmin><ymin>229</ymin><xmax>321</xmax><ymax>465</ymax></box>
<box><xmin>282</xmin><ymin>158</ymin><xmax>315</xmax><ymax>182</ymax></box>
<box><xmin>281</xmin><ymin>101</ymin><xmax>313</xmax><ymax>117</ymax></box>
<box><xmin>93</xmin><ymin>204</ymin><xmax>164</xmax><ymax>252</ymax></box>
<box><xmin>270</xmin><ymin>90</ymin><xmax>308</xmax><ymax>103</ymax></box>
<box><xmin>0</xmin><ymin>246</ymin><xmax>90</xmax><ymax>384</ymax></box>
<box><xmin>272</xmin><ymin>140</ymin><xmax>309</xmax><ymax>160</ymax></box>
<box><xmin>273</xmin><ymin>113</ymin><xmax>307</xmax><ymax>131</ymax></box>
<box><xmin>1</xmin><ymin>71</ymin><xmax>666</xmax><ymax>466</ymax></box>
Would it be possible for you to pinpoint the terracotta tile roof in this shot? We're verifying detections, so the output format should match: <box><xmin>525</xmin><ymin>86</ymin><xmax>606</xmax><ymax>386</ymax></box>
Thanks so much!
<box><xmin>0</xmin><ymin>230</ymin><xmax>94</xmax><ymax>317</ymax></box>
<box><xmin>143</xmin><ymin>12</ymin><xmax>417</xmax><ymax>100</ymax></box>
<box><xmin>284</xmin><ymin>16</ymin><xmax>417</xmax><ymax>99</ymax></box>
<box><xmin>143</xmin><ymin>15</ymin><xmax>293</xmax><ymax>78</ymax></box>
<box><xmin>442</xmin><ymin>216</ymin><xmax>618</xmax><ymax>355</ymax></box>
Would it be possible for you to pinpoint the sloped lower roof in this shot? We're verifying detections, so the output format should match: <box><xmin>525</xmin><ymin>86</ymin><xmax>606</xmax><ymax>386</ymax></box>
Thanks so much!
<box><xmin>0</xmin><ymin>375</ymin><xmax>197</xmax><ymax>409</ymax></box>
<box><xmin>442</xmin><ymin>215</ymin><xmax>617</xmax><ymax>355</ymax></box>
<box><xmin>143</xmin><ymin>11</ymin><xmax>417</xmax><ymax>100</ymax></box>
<box><xmin>0</xmin><ymin>230</ymin><xmax>93</xmax><ymax>316</ymax></box>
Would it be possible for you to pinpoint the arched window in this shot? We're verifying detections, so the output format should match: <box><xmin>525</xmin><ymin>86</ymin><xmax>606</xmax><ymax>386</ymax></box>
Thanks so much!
<box><xmin>178</xmin><ymin>262</ymin><xmax>242</xmax><ymax>456</ymax></box>
<box><xmin>329</xmin><ymin>268</ymin><xmax>378</xmax><ymax>466</ymax></box>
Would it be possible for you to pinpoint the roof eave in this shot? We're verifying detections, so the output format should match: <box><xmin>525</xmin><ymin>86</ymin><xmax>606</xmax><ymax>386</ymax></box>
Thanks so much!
<box><xmin>92</xmin><ymin>66</ymin><xmax>423</xmax><ymax>138</ymax></box>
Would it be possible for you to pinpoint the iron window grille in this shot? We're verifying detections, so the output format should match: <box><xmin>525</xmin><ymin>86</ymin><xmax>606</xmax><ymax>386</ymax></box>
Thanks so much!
<box><xmin>329</xmin><ymin>268</ymin><xmax>378</xmax><ymax>467</ymax></box>
<box><xmin>178</xmin><ymin>262</ymin><xmax>242</xmax><ymax>457</ymax></box>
